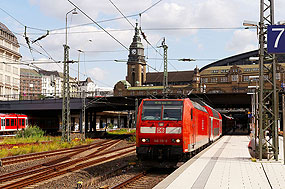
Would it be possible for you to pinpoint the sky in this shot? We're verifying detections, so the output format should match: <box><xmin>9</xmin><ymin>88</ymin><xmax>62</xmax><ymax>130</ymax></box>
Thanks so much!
<box><xmin>1</xmin><ymin>0</ymin><xmax>285</xmax><ymax>88</ymax></box>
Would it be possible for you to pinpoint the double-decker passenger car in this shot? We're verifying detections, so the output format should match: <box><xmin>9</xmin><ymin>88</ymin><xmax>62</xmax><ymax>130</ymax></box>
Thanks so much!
<box><xmin>136</xmin><ymin>98</ymin><xmax>222</xmax><ymax>163</ymax></box>
<box><xmin>0</xmin><ymin>114</ymin><xmax>28</xmax><ymax>133</ymax></box>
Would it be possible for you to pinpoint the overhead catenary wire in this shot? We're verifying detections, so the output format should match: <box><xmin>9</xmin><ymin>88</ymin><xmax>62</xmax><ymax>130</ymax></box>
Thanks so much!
<box><xmin>139</xmin><ymin>27</ymin><xmax>178</xmax><ymax>71</ymax></box>
<box><xmin>22</xmin><ymin>26</ymin><xmax>255</xmax><ymax>36</ymax></box>
<box><xmin>140</xmin><ymin>0</ymin><xmax>163</xmax><ymax>15</ymax></box>
<box><xmin>0</xmin><ymin>7</ymin><xmax>25</xmax><ymax>27</ymax></box>
<box><xmin>67</xmin><ymin>0</ymin><xmax>129</xmax><ymax>51</ymax></box>
<box><xmin>108</xmin><ymin>0</ymin><xmax>135</xmax><ymax>28</ymax></box>
<box><xmin>48</xmin><ymin>0</ymin><xmax>163</xmax><ymax>32</ymax></box>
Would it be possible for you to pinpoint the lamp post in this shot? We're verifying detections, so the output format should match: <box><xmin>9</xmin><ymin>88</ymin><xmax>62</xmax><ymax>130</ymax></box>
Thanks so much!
<box><xmin>243</xmin><ymin>0</ymin><xmax>279</xmax><ymax>161</ymax></box>
<box><xmin>62</xmin><ymin>8</ymin><xmax>78</xmax><ymax>142</ymax></box>
<box><xmin>248</xmin><ymin>75</ymin><xmax>259</xmax><ymax>158</ymax></box>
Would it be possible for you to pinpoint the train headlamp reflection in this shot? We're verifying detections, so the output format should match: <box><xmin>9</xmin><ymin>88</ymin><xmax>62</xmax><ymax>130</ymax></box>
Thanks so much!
<box><xmin>141</xmin><ymin>138</ymin><xmax>150</xmax><ymax>143</ymax></box>
<box><xmin>172</xmin><ymin>139</ymin><xmax>181</xmax><ymax>143</ymax></box>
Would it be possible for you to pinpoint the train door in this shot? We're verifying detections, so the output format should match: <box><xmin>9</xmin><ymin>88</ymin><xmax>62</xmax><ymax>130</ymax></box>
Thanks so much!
<box><xmin>210</xmin><ymin>117</ymin><xmax>214</xmax><ymax>141</ymax></box>
<box><xmin>189</xmin><ymin>108</ymin><xmax>196</xmax><ymax>150</ymax></box>
<box><xmin>1</xmin><ymin>118</ymin><xmax>5</xmax><ymax>131</ymax></box>
<box><xmin>191</xmin><ymin>109</ymin><xmax>196</xmax><ymax>148</ymax></box>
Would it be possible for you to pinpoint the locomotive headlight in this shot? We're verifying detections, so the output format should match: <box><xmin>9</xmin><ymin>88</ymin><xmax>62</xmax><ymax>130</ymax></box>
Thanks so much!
<box><xmin>141</xmin><ymin>138</ymin><xmax>149</xmax><ymax>142</ymax></box>
<box><xmin>171</xmin><ymin>138</ymin><xmax>181</xmax><ymax>143</ymax></box>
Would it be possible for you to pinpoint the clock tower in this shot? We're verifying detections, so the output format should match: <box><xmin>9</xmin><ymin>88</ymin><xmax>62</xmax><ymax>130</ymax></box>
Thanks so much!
<box><xmin>126</xmin><ymin>23</ymin><xmax>146</xmax><ymax>87</ymax></box>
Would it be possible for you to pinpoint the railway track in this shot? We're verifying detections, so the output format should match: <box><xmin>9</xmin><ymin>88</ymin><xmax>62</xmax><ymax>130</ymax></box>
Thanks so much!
<box><xmin>0</xmin><ymin>141</ymin><xmax>52</xmax><ymax>149</ymax></box>
<box><xmin>0</xmin><ymin>140</ymin><xmax>136</xmax><ymax>189</ymax></box>
<box><xmin>110</xmin><ymin>169</ymin><xmax>172</xmax><ymax>189</ymax></box>
<box><xmin>0</xmin><ymin>139</ymin><xmax>109</xmax><ymax>166</ymax></box>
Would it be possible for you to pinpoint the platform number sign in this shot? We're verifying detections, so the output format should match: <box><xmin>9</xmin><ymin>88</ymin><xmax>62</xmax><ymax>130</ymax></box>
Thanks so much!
<box><xmin>267</xmin><ymin>25</ymin><xmax>285</xmax><ymax>53</ymax></box>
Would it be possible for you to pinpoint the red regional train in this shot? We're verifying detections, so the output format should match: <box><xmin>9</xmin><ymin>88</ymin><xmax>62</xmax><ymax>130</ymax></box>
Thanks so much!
<box><xmin>0</xmin><ymin>114</ymin><xmax>28</xmax><ymax>133</ymax></box>
<box><xmin>136</xmin><ymin>98</ymin><xmax>222</xmax><ymax>163</ymax></box>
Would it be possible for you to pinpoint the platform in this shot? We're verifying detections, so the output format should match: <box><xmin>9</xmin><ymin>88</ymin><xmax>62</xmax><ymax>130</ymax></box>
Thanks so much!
<box><xmin>155</xmin><ymin>135</ymin><xmax>285</xmax><ymax>189</ymax></box>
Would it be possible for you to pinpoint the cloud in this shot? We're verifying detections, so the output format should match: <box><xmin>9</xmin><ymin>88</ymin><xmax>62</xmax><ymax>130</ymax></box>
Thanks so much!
<box><xmin>226</xmin><ymin>29</ymin><xmax>258</xmax><ymax>53</ymax></box>
<box><xmin>87</xmin><ymin>67</ymin><xmax>106</xmax><ymax>81</ymax></box>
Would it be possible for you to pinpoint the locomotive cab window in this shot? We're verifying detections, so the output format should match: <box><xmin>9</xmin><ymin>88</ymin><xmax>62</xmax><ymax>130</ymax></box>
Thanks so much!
<box><xmin>142</xmin><ymin>101</ymin><xmax>183</xmax><ymax>121</ymax></box>
<box><xmin>142</xmin><ymin>105</ymin><xmax>161</xmax><ymax>120</ymax></box>
<box><xmin>163</xmin><ymin>105</ymin><xmax>182</xmax><ymax>120</ymax></box>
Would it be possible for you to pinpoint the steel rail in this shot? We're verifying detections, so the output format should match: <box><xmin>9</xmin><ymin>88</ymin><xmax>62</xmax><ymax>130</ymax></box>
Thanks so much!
<box><xmin>0</xmin><ymin>140</ymin><xmax>109</xmax><ymax>166</ymax></box>
<box><xmin>0</xmin><ymin>140</ymin><xmax>116</xmax><ymax>183</ymax></box>
<box><xmin>111</xmin><ymin>171</ymin><xmax>146</xmax><ymax>189</ymax></box>
<box><xmin>1</xmin><ymin>146</ymin><xmax>135</xmax><ymax>188</ymax></box>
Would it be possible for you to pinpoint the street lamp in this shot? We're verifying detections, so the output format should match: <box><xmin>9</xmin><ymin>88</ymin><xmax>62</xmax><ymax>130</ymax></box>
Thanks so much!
<box><xmin>248</xmin><ymin>76</ymin><xmax>259</xmax><ymax>158</ymax></box>
<box><xmin>77</xmin><ymin>49</ymin><xmax>83</xmax><ymax>85</ymax></box>
<box><xmin>243</xmin><ymin>20</ymin><xmax>259</xmax><ymax>38</ymax></box>
<box><xmin>65</xmin><ymin>8</ymin><xmax>77</xmax><ymax>45</ymax></box>
<box><xmin>62</xmin><ymin>8</ymin><xmax>78</xmax><ymax>142</ymax></box>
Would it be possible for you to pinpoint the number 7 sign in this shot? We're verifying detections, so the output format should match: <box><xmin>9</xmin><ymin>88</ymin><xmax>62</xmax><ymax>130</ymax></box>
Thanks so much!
<box><xmin>268</xmin><ymin>25</ymin><xmax>285</xmax><ymax>53</ymax></box>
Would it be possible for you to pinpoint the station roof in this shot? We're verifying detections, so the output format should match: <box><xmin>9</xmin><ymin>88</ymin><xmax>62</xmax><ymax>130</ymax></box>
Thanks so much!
<box><xmin>200</xmin><ymin>49</ymin><xmax>285</xmax><ymax>72</ymax></box>
<box><xmin>146</xmin><ymin>71</ymin><xmax>194</xmax><ymax>83</ymax></box>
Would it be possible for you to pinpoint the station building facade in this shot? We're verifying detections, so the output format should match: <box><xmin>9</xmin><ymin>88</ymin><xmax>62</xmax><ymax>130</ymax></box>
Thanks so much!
<box><xmin>0</xmin><ymin>22</ymin><xmax>21</xmax><ymax>100</ymax></box>
<box><xmin>113</xmin><ymin>24</ymin><xmax>285</xmax><ymax>97</ymax></box>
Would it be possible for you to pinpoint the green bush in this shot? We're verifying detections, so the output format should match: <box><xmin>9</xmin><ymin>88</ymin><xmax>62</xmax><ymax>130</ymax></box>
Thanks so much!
<box><xmin>16</xmin><ymin>125</ymin><xmax>45</xmax><ymax>138</ymax></box>
<box><xmin>128</xmin><ymin>135</ymin><xmax>136</xmax><ymax>143</ymax></box>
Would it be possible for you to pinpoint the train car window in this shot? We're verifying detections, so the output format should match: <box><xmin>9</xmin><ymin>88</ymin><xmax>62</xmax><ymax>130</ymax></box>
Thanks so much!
<box><xmin>191</xmin><ymin>101</ymin><xmax>207</xmax><ymax>113</ymax></box>
<box><xmin>162</xmin><ymin>106</ymin><xmax>182</xmax><ymax>120</ymax></box>
<box><xmin>22</xmin><ymin>119</ymin><xmax>25</xmax><ymax>126</ymax></box>
<box><xmin>142</xmin><ymin>106</ymin><xmax>162</xmax><ymax>120</ymax></box>
<box><xmin>6</xmin><ymin>119</ymin><xmax>10</xmax><ymax>126</ymax></box>
<box><xmin>191</xmin><ymin>109</ymin><xmax>193</xmax><ymax>120</ymax></box>
<box><xmin>11</xmin><ymin>119</ymin><xmax>15</xmax><ymax>126</ymax></box>
<box><xmin>212</xmin><ymin>109</ymin><xmax>220</xmax><ymax>118</ymax></box>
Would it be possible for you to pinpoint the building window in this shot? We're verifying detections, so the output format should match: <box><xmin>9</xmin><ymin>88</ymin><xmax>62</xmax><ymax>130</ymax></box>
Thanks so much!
<box><xmin>5</xmin><ymin>75</ymin><xmax>10</xmax><ymax>83</ymax></box>
<box><xmin>243</xmin><ymin>76</ymin><xmax>249</xmax><ymax>82</ymax></box>
<box><xmin>221</xmin><ymin>69</ymin><xmax>229</xmax><ymax>73</ymax></box>
<box><xmin>211</xmin><ymin>70</ymin><xmax>219</xmax><ymax>73</ymax></box>
<box><xmin>211</xmin><ymin>77</ymin><xmax>217</xmax><ymax>83</ymax></box>
<box><xmin>276</xmin><ymin>73</ymin><xmax>281</xmax><ymax>80</ymax></box>
<box><xmin>220</xmin><ymin>77</ymin><xmax>228</xmax><ymax>82</ymax></box>
<box><xmin>244</xmin><ymin>68</ymin><xmax>252</xmax><ymax>72</ymax></box>
<box><xmin>202</xmin><ymin>78</ymin><xmax>208</xmax><ymax>83</ymax></box>
<box><xmin>232</xmin><ymin>75</ymin><xmax>238</xmax><ymax>82</ymax></box>
<box><xmin>264</xmin><ymin>75</ymin><xmax>269</xmax><ymax>80</ymax></box>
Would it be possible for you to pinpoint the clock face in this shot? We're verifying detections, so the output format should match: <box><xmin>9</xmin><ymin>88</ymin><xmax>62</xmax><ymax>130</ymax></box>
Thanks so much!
<box><xmin>131</xmin><ymin>49</ymin><xmax>137</xmax><ymax>55</ymax></box>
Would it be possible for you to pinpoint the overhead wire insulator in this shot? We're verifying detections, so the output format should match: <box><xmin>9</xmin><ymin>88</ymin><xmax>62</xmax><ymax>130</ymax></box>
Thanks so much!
<box><xmin>32</xmin><ymin>30</ymin><xmax>49</xmax><ymax>44</ymax></box>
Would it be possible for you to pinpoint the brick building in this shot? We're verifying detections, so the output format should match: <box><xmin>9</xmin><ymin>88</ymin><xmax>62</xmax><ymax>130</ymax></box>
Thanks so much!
<box><xmin>113</xmin><ymin>27</ymin><xmax>285</xmax><ymax>97</ymax></box>
<box><xmin>20</xmin><ymin>68</ymin><xmax>42</xmax><ymax>100</ymax></box>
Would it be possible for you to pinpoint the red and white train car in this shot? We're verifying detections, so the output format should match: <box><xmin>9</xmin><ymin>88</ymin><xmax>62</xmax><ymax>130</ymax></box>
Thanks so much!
<box><xmin>201</xmin><ymin>104</ymin><xmax>222</xmax><ymax>142</ymax></box>
<box><xmin>136</xmin><ymin>98</ymin><xmax>222</xmax><ymax>162</ymax></box>
<box><xmin>0</xmin><ymin>114</ymin><xmax>28</xmax><ymax>132</ymax></box>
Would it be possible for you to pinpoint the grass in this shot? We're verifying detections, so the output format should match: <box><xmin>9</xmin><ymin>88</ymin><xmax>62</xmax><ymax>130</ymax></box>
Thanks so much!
<box><xmin>107</xmin><ymin>128</ymin><xmax>136</xmax><ymax>135</ymax></box>
<box><xmin>107</xmin><ymin>128</ymin><xmax>136</xmax><ymax>143</ymax></box>
<box><xmin>0</xmin><ymin>126</ymin><xmax>94</xmax><ymax>158</ymax></box>
<box><xmin>1</xmin><ymin>136</ymin><xmax>53</xmax><ymax>144</ymax></box>
<box><xmin>0</xmin><ymin>137</ymin><xmax>94</xmax><ymax>158</ymax></box>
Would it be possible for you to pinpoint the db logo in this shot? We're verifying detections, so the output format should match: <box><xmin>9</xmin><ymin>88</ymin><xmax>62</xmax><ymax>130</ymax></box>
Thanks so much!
<box><xmin>157</xmin><ymin>127</ymin><xmax>165</xmax><ymax>133</ymax></box>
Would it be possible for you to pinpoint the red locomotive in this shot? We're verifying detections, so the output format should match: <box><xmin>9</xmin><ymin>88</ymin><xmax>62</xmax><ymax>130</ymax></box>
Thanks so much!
<box><xmin>136</xmin><ymin>98</ymin><xmax>222</xmax><ymax>163</ymax></box>
<box><xmin>0</xmin><ymin>114</ymin><xmax>28</xmax><ymax>133</ymax></box>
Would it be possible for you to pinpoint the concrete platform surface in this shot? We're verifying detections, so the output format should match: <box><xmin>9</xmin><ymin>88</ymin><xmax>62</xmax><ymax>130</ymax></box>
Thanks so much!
<box><xmin>155</xmin><ymin>135</ymin><xmax>285</xmax><ymax>189</ymax></box>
